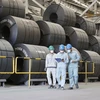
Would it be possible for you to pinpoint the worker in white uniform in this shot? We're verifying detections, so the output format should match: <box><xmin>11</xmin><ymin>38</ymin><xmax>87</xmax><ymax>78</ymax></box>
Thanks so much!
<box><xmin>56</xmin><ymin>44</ymin><xmax>69</xmax><ymax>90</ymax></box>
<box><xmin>45</xmin><ymin>46</ymin><xmax>57</xmax><ymax>89</ymax></box>
<box><xmin>66</xmin><ymin>44</ymin><xmax>80</xmax><ymax>90</ymax></box>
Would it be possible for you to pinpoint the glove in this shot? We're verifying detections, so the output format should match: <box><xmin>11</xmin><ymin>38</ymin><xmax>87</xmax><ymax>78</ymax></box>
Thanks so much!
<box><xmin>44</xmin><ymin>67</ymin><xmax>47</xmax><ymax>71</ymax></box>
<box><xmin>62</xmin><ymin>59</ymin><xmax>64</xmax><ymax>62</ymax></box>
<box><xmin>71</xmin><ymin>60</ymin><xmax>76</xmax><ymax>63</ymax></box>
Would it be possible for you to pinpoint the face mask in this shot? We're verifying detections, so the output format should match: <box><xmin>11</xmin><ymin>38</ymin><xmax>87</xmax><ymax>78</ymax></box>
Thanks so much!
<box><xmin>60</xmin><ymin>50</ymin><xmax>64</xmax><ymax>53</ymax></box>
<box><xmin>67</xmin><ymin>50</ymin><xmax>71</xmax><ymax>53</ymax></box>
<box><xmin>50</xmin><ymin>50</ymin><xmax>54</xmax><ymax>54</ymax></box>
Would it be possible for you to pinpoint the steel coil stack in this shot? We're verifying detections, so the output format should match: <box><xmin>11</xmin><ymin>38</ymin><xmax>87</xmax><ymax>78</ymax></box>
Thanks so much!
<box><xmin>0</xmin><ymin>16</ymin><xmax>40</xmax><ymax>45</ymax></box>
<box><xmin>0</xmin><ymin>0</ymin><xmax>99</xmax><ymax>84</ymax></box>
<box><xmin>37</xmin><ymin>20</ymin><xmax>66</xmax><ymax>46</ymax></box>
<box><xmin>81</xmin><ymin>50</ymin><xmax>100</xmax><ymax>78</ymax></box>
<box><xmin>43</xmin><ymin>4</ymin><xmax>76</xmax><ymax>26</ymax></box>
<box><xmin>89</xmin><ymin>36</ymin><xmax>100</xmax><ymax>54</ymax></box>
<box><xmin>63</xmin><ymin>27</ymin><xmax>89</xmax><ymax>50</ymax></box>
<box><xmin>0</xmin><ymin>0</ymin><xmax>25</xmax><ymax>18</ymax></box>
<box><xmin>75</xmin><ymin>15</ymin><xmax>96</xmax><ymax>35</ymax></box>
<box><xmin>0</xmin><ymin>39</ymin><xmax>14</xmax><ymax>79</ymax></box>
<box><xmin>9</xmin><ymin>44</ymin><xmax>49</xmax><ymax>84</ymax></box>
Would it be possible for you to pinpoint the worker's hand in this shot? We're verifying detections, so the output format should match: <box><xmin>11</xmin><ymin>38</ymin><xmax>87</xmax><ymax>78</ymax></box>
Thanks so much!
<box><xmin>71</xmin><ymin>60</ymin><xmax>76</xmax><ymax>63</ymax></box>
<box><xmin>44</xmin><ymin>67</ymin><xmax>47</xmax><ymax>71</ymax></box>
<box><xmin>62</xmin><ymin>59</ymin><xmax>64</xmax><ymax>62</ymax></box>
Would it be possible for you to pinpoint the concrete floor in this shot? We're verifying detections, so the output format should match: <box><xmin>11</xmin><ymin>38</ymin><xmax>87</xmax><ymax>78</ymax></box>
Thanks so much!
<box><xmin>0</xmin><ymin>82</ymin><xmax>100</xmax><ymax>100</ymax></box>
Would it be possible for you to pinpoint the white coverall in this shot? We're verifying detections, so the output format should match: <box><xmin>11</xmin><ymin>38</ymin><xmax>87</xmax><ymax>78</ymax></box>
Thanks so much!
<box><xmin>45</xmin><ymin>53</ymin><xmax>57</xmax><ymax>86</ymax></box>
<box><xmin>68</xmin><ymin>51</ymin><xmax>80</xmax><ymax>88</ymax></box>
<box><xmin>56</xmin><ymin>52</ymin><xmax>69</xmax><ymax>87</ymax></box>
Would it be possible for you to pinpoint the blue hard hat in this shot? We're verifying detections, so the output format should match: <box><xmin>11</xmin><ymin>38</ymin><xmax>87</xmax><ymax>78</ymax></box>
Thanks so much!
<box><xmin>59</xmin><ymin>44</ymin><xmax>65</xmax><ymax>50</ymax></box>
<box><xmin>66</xmin><ymin>44</ymin><xmax>72</xmax><ymax>49</ymax></box>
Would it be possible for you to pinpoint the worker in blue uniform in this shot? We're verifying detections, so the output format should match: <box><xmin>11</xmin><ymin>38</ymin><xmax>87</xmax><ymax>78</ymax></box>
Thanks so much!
<box><xmin>56</xmin><ymin>44</ymin><xmax>69</xmax><ymax>90</ymax></box>
<box><xmin>45</xmin><ymin>46</ymin><xmax>57</xmax><ymax>89</ymax></box>
<box><xmin>66</xmin><ymin>44</ymin><xmax>80</xmax><ymax>90</ymax></box>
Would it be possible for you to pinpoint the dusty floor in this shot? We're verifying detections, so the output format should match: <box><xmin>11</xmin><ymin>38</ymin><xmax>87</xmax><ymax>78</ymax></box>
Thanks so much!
<box><xmin>0</xmin><ymin>82</ymin><xmax>100</xmax><ymax>100</ymax></box>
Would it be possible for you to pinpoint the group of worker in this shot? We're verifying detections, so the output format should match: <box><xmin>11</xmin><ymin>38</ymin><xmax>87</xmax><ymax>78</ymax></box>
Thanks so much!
<box><xmin>45</xmin><ymin>44</ymin><xmax>80</xmax><ymax>90</ymax></box>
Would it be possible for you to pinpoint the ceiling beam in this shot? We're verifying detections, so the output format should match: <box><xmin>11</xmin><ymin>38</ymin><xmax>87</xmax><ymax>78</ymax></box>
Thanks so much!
<box><xmin>80</xmin><ymin>0</ymin><xmax>98</xmax><ymax>16</ymax></box>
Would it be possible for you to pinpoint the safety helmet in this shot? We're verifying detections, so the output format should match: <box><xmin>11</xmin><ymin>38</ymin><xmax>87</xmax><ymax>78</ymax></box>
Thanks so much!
<box><xmin>59</xmin><ymin>44</ymin><xmax>65</xmax><ymax>50</ymax></box>
<box><xmin>66</xmin><ymin>44</ymin><xmax>72</xmax><ymax>49</ymax></box>
<box><xmin>48</xmin><ymin>45</ymin><xmax>54</xmax><ymax>50</ymax></box>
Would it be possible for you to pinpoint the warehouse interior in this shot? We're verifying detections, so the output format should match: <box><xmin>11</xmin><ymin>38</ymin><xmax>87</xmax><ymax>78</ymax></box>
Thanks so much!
<box><xmin>0</xmin><ymin>0</ymin><xmax>100</xmax><ymax>100</ymax></box>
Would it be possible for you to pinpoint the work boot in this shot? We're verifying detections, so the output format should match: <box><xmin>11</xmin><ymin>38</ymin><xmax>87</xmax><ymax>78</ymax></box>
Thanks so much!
<box><xmin>48</xmin><ymin>85</ymin><xmax>53</xmax><ymax>89</ymax></box>
<box><xmin>68</xmin><ymin>87</ymin><xmax>73</xmax><ymax>90</ymax></box>
<box><xmin>52</xmin><ymin>85</ymin><xmax>56</xmax><ymax>89</ymax></box>
<box><xmin>57</xmin><ymin>85</ymin><xmax>61</xmax><ymax>89</ymax></box>
<box><xmin>61</xmin><ymin>87</ymin><xmax>65</xmax><ymax>90</ymax></box>
<box><xmin>75</xmin><ymin>84</ymin><xmax>79</xmax><ymax>89</ymax></box>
